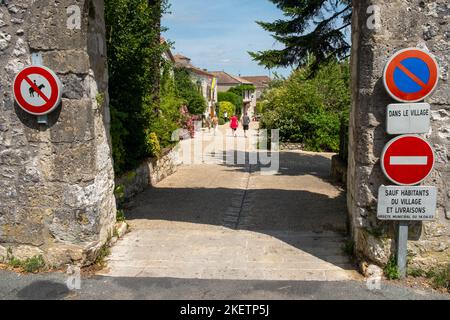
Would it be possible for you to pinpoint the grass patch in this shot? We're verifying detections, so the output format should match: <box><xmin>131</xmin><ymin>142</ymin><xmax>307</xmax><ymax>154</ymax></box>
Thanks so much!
<box><xmin>4</xmin><ymin>249</ymin><xmax>47</xmax><ymax>273</ymax></box>
<box><xmin>94</xmin><ymin>244</ymin><xmax>110</xmax><ymax>268</ymax></box>
<box><xmin>408</xmin><ymin>264</ymin><xmax>449</xmax><ymax>292</ymax></box>
<box><xmin>116</xmin><ymin>209</ymin><xmax>126</xmax><ymax>222</ymax></box>
<box><xmin>384</xmin><ymin>255</ymin><xmax>400</xmax><ymax>280</ymax></box>
<box><xmin>426</xmin><ymin>266</ymin><xmax>450</xmax><ymax>291</ymax></box>
<box><xmin>407</xmin><ymin>267</ymin><xmax>426</xmax><ymax>278</ymax></box>
<box><xmin>22</xmin><ymin>255</ymin><xmax>46</xmax><ymax>273</ymax></box>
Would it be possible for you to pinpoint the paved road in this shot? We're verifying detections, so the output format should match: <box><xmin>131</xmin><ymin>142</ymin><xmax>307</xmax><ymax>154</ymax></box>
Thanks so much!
<box><xmin>100</xmin><ymin>124</ymin><xmax>358</xmax><ymax>281</ymax></box>
<box><xmin>0</xmin><ymin>270</ymin><xmax>448</xmax><ymax>300</ymax></box>
<box><xmin>0</xmin><ymin>125</ymin><xmax>448</xmax><ymax>300</ymax></box>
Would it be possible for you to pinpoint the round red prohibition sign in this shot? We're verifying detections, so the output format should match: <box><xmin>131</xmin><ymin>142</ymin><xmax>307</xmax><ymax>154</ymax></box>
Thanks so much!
<box><xmin>383</xmin><ymin>48</ymin><xmax>439</xmax><ymax>103</ymax></box>
<box><xmin>381</xmin><ymin>135</ymin><xmax>435</xmax><ymax>186</ymax></box>
<box><xmin>13</xmin><ymin>66</ymin><xmax>62</xmax><ymax>116</ymax></box>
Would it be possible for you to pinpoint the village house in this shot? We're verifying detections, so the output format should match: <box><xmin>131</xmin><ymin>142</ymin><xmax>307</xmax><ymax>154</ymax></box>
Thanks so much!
<box><xmin>174</xmin><ymin>54</ymin><xmax>218</xmax><ymax>118</ymax></box>
<box><xmin>210</xmin><ymin>71</ymin><xmax>257</xmax><ymax>117</ymax></box>
<box><xmin>161</xmin><ymin>37</ymin><xmax>176</xmax><ymax>64</ymax></box>
<box><xmin>241</xmin><ymin>75</ymin><xmax>270</xmax><ymax>100</ymax></box>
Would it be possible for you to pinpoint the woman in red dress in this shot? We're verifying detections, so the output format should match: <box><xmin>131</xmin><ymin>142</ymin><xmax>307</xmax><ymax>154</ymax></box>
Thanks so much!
<box><xmin>230</xmin><ymin>114</ymin><xmax>239</xmax><ymax>137</ymax></box>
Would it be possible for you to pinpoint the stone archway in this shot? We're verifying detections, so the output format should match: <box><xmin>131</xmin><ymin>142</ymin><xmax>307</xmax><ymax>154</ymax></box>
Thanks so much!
<box><xmin>0</xmin><ymin>0</ymin><xmax>448</xmax><ymax>271</ymax></box>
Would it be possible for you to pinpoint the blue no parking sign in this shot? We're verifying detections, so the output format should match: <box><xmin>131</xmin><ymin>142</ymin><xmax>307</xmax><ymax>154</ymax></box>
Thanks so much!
<box><xmin>383</xmin><ymin>48</ymin><xmax>439</xmax><ymax>103</ymax></box>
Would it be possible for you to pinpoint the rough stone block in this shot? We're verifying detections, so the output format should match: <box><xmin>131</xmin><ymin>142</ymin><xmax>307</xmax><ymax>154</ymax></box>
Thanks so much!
<box><xmin>42</xmin><ymin>50</ymin><xmax>90</xmax><ymax>75</ymax></box>
<box><xmin>28</xmin><ymin>0</ymin><xmax>87</xmax><ymax>51</ymax></box>
<box><xmin>49</xmin><ymin>99</ymin><xmax>94</xmax><ymax>143</ymax></box>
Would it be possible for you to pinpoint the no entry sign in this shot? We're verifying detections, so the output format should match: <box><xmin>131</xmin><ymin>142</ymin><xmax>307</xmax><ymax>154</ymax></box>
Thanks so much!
<box><xmin>383</xmin><ymin>48</ymin><xmax>439</xmax><ymax>103</ymax></box>
<box><xmin>13</xmin><ymin>65</ymin><xmax>62</xmax><ymax>116</ymax></box>
<box><xmin>381</xmin><ymin>135</ymin><xmax>434</xmax><ymax>186</ymax></box>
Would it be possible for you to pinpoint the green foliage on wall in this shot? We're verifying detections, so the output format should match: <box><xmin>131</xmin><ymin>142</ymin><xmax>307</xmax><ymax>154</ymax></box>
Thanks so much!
<box><xmin>226</xmin><ymin>84</ymin><xmax>255</xmax><ymax>116</ymax></box>
<box><xmin>228</xmin><ymin>84</ymin><xmax>256</xmax><ymax>96</ymax></box>
<box><xmin>105</xmin><ymin>0</ymin><xmax>168</xmax><ymax>175</ymax></box>
<box><xmin>174</xmin><ymin>67</ymin><xmax>207</xmax><ymax>115</ymax></box>
<box><xmin>259</xmin><ymin>59</ymin><xmax>350</xmax><ymax>152</ymax></box>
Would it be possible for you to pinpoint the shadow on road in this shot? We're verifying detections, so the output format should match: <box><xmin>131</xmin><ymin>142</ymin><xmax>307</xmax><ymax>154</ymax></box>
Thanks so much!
<box><xmin>125</xmin><ymin>151</ymin><xmax>351</xmax><ymax>270</ymax></box>
<box><xmin>16</xmin><ymin>280</ymin><xmax>69</xmax><ymax>300</ymax></box>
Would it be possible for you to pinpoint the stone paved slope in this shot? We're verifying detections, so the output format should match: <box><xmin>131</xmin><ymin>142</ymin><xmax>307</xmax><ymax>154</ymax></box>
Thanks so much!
<box><xmin>100</xmin><ymin>125</ymin><xmax>360</xmax><ymax>281</ymax></box>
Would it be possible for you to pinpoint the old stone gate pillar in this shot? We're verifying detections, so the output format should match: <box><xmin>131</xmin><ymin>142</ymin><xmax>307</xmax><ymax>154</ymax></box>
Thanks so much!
<box><xmin>348</xmin><ymin>0</ymin><xmax>449</xmax><ymax>270</ymax></box>
<box><xmin>0</xmin><ymin>1</ymin><xmax>116</xmax><ymax>266</ymax></box>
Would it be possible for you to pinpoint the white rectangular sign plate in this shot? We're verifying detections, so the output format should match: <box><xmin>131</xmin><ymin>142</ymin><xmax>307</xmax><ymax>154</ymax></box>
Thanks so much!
<box><xmin>377</xmin><ymin>185</ymin><xmax>437</xmax><ymax>221</ymax></box>
<box><xmin>386</xmin><ymin>103</ymin><xmax>431</xmax><ymax>134</ymax></box>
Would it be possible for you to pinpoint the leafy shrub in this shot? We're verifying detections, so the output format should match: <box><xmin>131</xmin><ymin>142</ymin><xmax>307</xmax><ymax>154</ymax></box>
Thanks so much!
<box><xmin>145</xmin><ymin>132</ymin><xmax>161</xmax><ymax>157</ymax></box>
<box><xmin>218</xmin><ymin>92</ymin><xmax>242</xmax><ymax>114</ymax></box>
<box><xmin>259</xmin><ymin>59</ymin><xmax>350</xmax><ymax>152</ymax></box>
<box><xmin>426</xmin><ymin>265</ymin><xmax>450</xmax><ymax>291</ymax></box>
<box><xmin>22</xmin><ymin>255</ymin><xmax>46</xmax><ymax>273</ymax></box>
<box><xmin>384</xmin><ymin>255</ymin><xmax>400</xmax><ymax>280</ymax></box>
<box><xmin>218</xmin><ymin>101</ymin><xmax>236</xmax><ymax>122</ymax></box>
<box><xmin>116</xmin><ymin>209</ymin><xmax>126</xmax><ymax>222</ymax></box>
<box><xmin>5</xmin><ymin>250</ymin><xmax>46</xmax><ymax>273</ymax></box>
<box><xmin>256</xmin><ymin>101</ymin><xmax>264</xmax><ymax>115</ymax></box>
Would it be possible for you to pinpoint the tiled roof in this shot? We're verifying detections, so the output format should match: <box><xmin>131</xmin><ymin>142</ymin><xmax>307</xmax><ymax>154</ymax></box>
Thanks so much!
<box><xmin>174</xmin><ymin>53</ymin><xmax>214</xmax><ymax>78</ymax></box>
<box><xmin>174</xmin><ymin>54</ymin><xmax>191</xmax><ymax>62</ymax></box>
<box><xmin>241</xmin><ymin>76</ymin><xmax>271</xmax><ymax>87</ymax></box>
<box><xmin>186</xmin><ymin>65</ymin><xmax>215</xmax><ymax>78</ymax></box>
<box><xmin>210</xmin><ymin>71</ymin><xmax>252</xmax><ymax>85</ymax></box>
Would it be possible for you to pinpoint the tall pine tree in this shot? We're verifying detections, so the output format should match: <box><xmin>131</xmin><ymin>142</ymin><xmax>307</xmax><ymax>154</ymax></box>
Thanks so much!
<box><xmin>249</xmin><ymin>0</ymin><xmax>352</xmax><ymax>73</ymax></box>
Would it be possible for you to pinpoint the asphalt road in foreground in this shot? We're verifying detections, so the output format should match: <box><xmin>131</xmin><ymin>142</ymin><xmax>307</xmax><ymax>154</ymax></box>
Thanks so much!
<box><xmin>0</xmin><ymin>270</ymin><xmax>448</xmax><ymax>300</ymax></box>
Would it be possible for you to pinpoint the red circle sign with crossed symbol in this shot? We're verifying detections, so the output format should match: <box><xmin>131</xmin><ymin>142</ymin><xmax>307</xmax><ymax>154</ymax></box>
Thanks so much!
<box><xmin>13</xmin><ymin>66</ymin><xmax>63</xmax><ymax>116</ymax></box>
<box><xmin>383</xmin><ymin>48</ymin><xmax>439</xmax><ymax>103</ymax></box>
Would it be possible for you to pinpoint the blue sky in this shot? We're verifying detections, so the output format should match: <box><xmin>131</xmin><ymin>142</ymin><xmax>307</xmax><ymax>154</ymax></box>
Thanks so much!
<box><xmin>162</xmin><ymin>0</ymin><xmax>294</xmax><ymax>77</ymax></box>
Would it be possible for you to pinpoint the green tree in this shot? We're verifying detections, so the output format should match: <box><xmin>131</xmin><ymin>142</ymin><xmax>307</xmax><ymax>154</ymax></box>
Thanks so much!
<box><xmin>259</xmin><ymin>59</ymin><xmax>350</xmax><ymax>152</ymax></box>
<box><xmin>249</xmin><ymin>0</ymin><xmax>352</xmax><ymax>73</ymax></box>
<box><xmin>218</xmin><ymin>92</ymin><xmax>242</xmax><ymax>114</ymax></box>
<box><xmin>106</xmin><ymin>0</ymin><xmax>168</xmax><ymax>174</ymax></box>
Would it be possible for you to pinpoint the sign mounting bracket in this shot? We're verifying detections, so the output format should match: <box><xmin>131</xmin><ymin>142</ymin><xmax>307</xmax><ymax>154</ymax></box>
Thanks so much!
<box><xmin>31</xmin><ymin>52</ymin><xmax>48</xmax><ymax>125</ymax></box>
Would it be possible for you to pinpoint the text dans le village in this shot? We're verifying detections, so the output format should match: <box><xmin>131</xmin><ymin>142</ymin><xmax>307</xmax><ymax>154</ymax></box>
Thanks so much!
<box><xmin>389</xmin><ymin>108</ymin><xmax>429</xmax><ymax>117</ymax></box>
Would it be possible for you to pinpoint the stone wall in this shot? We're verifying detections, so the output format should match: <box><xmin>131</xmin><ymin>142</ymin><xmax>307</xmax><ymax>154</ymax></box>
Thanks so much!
<box><xmin>116</xmin><ymin>147</ymin><xmax>180</xmax><ymax>202</ymax></box>
<box><xmin>331</xmin><ymin>155</ymin><xmax>347</xmax><ymax>185</ymax></box>
<box><xmin>0</xmin><ymin>0</ymin><xmax>116</xmax><ymax>267</ymax></box>
<box><xmin>348</xmin><ymin>0</ymin><xmax>449</xmax><ymax>270</ymax></box>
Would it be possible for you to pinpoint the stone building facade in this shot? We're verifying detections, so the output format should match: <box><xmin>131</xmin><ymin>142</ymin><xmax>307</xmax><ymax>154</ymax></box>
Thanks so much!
<box><xmin>348</xmin><ymin>0</ymin><xmax>449</xmax><ymax>270</ymax></box>
<box><xmin>0</xmin><ymin>0</ymin><xmax>116</xmax><ymax>266</ymax></box>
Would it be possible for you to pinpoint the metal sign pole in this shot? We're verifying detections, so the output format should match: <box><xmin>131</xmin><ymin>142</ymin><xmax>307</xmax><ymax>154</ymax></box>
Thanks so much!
<box><xmin>396</xmin><ymin>221</ymin><xmax>408</xmax><ymax>278</ymax></box>
<box><xmin>31</xmin><ymin>52</ymin><xmax>48</xmax><ymax>125</ymax></box>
